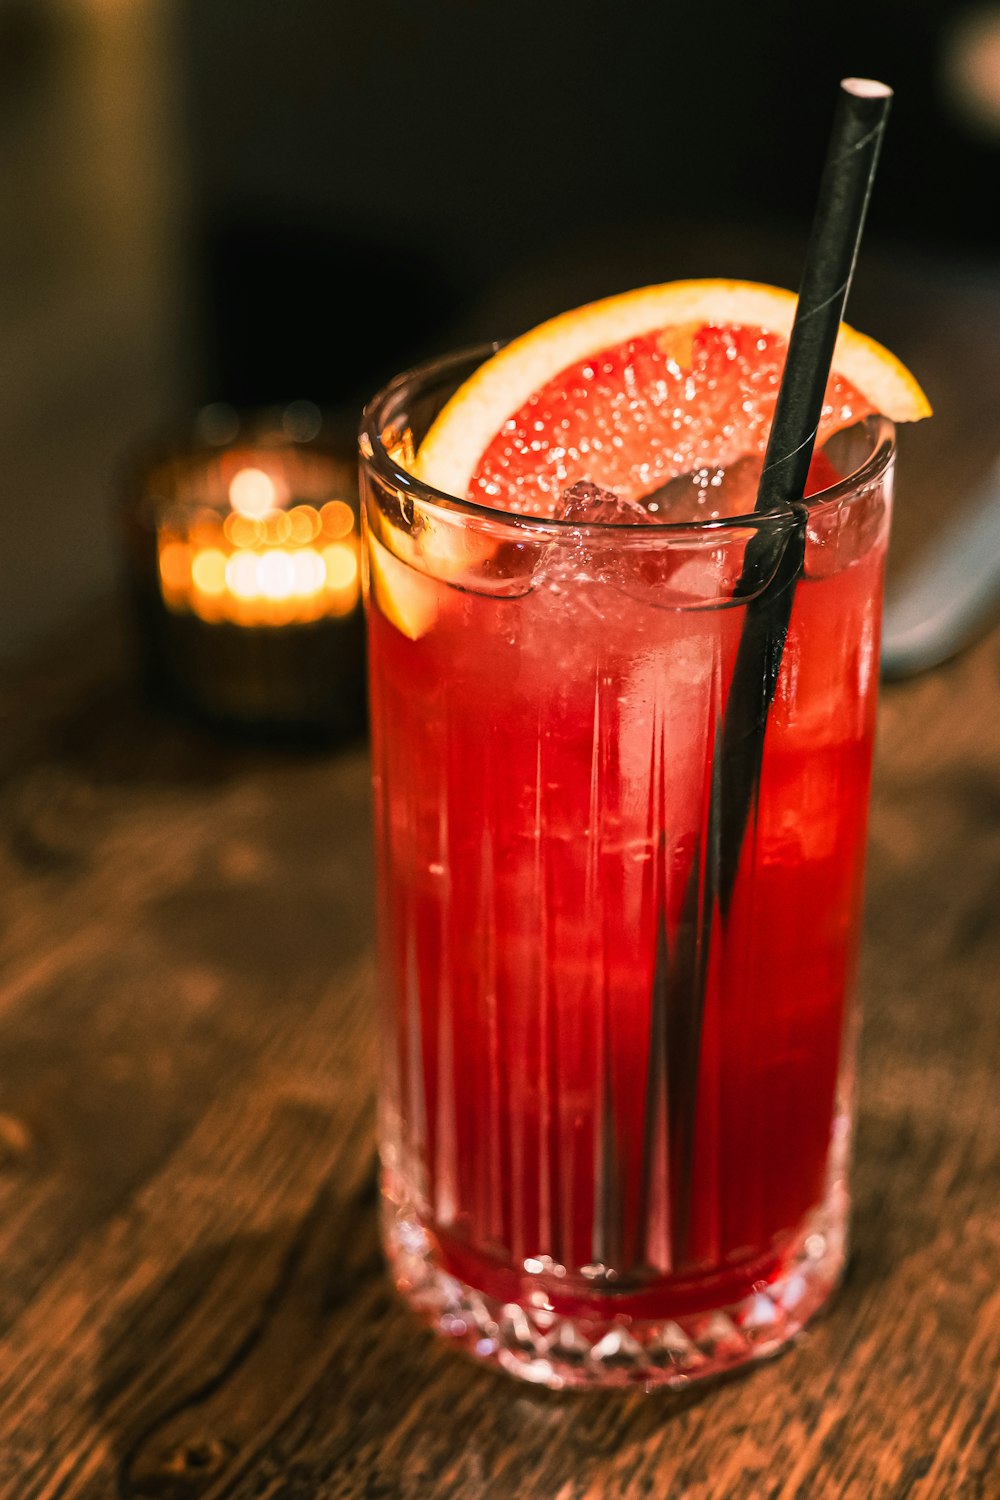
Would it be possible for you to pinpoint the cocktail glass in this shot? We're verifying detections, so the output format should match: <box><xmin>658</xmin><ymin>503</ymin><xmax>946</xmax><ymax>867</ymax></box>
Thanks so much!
<box><xmin>359</xmin><ymin>346</ymin><xmax>894</xmax><ymax>1389</ymax></box>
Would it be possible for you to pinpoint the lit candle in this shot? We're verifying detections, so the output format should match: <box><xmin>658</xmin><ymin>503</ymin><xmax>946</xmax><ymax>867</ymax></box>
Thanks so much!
<box><xmin>125</xmin><ymin>408</ymin><xmax>366</xmax><ymax>739</ymax></box>
<box><xmin>158</xmin><ymin>479</ymin><xmax>360</xmax><ymax>626</ymax></box>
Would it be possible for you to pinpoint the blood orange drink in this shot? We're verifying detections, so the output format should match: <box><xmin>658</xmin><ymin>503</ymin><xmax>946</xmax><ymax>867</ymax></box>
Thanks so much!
<box><xmin>360</xmin><ymin>282</ymin><xmax>929</xmax><ymax>1387</ymax></box>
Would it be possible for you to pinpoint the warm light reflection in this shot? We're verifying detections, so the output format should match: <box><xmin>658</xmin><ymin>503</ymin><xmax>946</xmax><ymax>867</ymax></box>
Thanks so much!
<box><xmin>320</xmin><ymin>500</ymin><xmax>355</xmax><ymax>539</ymax></box>
<box><xmin>322</xmin><ymin>543</ymin><xmax>359</xmax><ymax>591</ymax></box>
<box><xmin>159</xmin><ymin>541</ymin><xmax>192</xmax><ymax>595</ymax></box>
<box><xmin>288</xmin><ymin>504</ymin><xmax>320</xmax><ymax>543</ymax></box>
<box><xmin>229</xmin><ymin>467</ymin><xmax>277</xmax><ymax>519</ymax></box>
<box><xmin>262</xmin><ymin>510</ymin><xmax>292</xmax><ymax>545</ymax></box>
<box><xmin>294</xmin><ymin>548</ymin><xmax>326</xmax><ymax>592</ymax></box>
<box><xmin>157</xmin><ymin>500</ymin><xmax>361</xmax><ymax>626</ymax></box>
<box><xmin>226</xmin><ymin>550</ymin><xmax>260</xmax><ymax>600</ymax></box>
<box><xmin>224</xmin><ymin>512</ymin><xmax>260</xmax><ymax>548</ymax></box>
<box><xmin>191</xmin><ymin>547</ymin><xmax>227</xmax><ymax>596</ymax></box>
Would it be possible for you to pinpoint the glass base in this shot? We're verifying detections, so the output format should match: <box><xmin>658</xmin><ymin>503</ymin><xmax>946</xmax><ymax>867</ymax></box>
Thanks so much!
<box><xmin>383</xmin><ymin>1178</ymin><xmax>848</xmax><ymax>1391</ymax></box>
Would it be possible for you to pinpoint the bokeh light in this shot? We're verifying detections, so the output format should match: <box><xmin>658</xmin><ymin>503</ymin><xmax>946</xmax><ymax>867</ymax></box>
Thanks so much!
<box><xmin>159</xmin><ymin>490</ymin><xmax>359</xmax><ymax>625</ymax></box>
<box><xmin>191</xmin><ymin>548</ymin><xmax>227</xmax><ymax>595</ymax></box>
<box><xmin>321</xmin><ymin>500</ymin><xmax>355</xmax><ymax>539</ymax></box>
<box><xmin>229</xmin><ymin>467</ymin><xmax>277</xmax><ymax>519</ymax></box>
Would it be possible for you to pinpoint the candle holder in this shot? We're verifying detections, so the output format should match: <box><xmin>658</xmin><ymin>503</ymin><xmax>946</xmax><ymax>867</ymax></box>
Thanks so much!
<box><xmin>123</xmin><ymin>402</ymin><xmax>366</xmax><ymax>741</ymax></box>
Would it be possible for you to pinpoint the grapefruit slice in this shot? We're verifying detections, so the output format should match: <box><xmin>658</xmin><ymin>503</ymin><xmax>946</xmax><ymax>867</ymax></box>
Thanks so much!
<box><xmin>414</xmin><ymin>279</ymin><xmax>930</xmax><ymax>514</ymax></box>
<box><xmin>372</xmin><ymin>279</ymin><xmax>930</xmax><ymax>638</ymax></box>
<box><xmin>367</xmin><ymin>531</ymin><xmax>439</xmax><ymax>641</ymax></box>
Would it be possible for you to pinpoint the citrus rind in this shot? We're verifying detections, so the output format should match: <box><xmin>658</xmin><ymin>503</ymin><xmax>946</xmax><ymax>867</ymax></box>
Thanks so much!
<box><xmin>414</xmin><ymin>279</ymin><xmax>931</xmax><ymax>498</ymax></box>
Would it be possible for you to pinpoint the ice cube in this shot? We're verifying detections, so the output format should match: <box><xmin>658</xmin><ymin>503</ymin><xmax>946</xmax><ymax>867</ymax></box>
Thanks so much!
<box><xmin>555</xmin><ymin>480</ymin><xmax>653</xmax><ymax>525</ymax></box>
<box><xmin>526</xmin><ymin>481</ymin><xmax>648</xmax><ymax>603</ymax></box>
<box><xmin>545</xmin><ymin>478</ymin><xmax>734</xmax><ymax>609</ymax></box>
<box><xmin>539</xmin><ymin>467</ymin><xmax>781</xmax><ymax>613</ymax></box>
<box><xmin>556</xmin><ymin>461</ymin><xmax>769</xmax><ymax>528</ymax></box>
<box><xmin>640</xmin><ymin>454</ymin><xmax>764</xmax><ymax>523</ymax></box>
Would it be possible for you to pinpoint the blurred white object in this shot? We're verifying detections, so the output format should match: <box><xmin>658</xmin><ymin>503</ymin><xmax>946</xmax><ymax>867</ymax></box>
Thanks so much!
<box><xmin>881</xmin><ymin>458</ymin><xmax>1000</xmax><ymax>676</ymax></box>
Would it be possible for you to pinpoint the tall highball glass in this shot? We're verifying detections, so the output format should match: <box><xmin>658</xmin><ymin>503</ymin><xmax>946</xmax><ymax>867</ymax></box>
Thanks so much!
<box><xmin>359</xmin><ymin>348</ymin><xmax>894</xmax><ymax>1389</ymax></box>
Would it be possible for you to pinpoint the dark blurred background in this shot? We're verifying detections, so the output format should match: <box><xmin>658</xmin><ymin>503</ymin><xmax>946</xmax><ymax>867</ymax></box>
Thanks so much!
<box><xmin>3</xmin><ymin>0</ymin><xmax>1000</xmax><ymax>655</ymax></box>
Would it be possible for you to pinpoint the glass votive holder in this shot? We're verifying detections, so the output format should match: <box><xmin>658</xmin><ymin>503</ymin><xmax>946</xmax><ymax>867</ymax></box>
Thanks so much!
<box><xmin>123</xmin><ymin>402</ymin><xmax>366</xmax><ymax>740</ymax></box>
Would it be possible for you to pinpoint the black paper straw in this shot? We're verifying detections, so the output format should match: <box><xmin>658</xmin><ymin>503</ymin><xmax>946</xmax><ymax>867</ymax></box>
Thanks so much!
<box><xmin>716</xmin><ymin>77</ymin><xmax>893</xmax><ymax>911</ymax></box>
<box><xmin>662</xmin><ymin>78</ymin><xmax>893</xmax><ymax>1266</ymax></box>
<box><xmin>756</xmin><ymin>77</ymin><xmax>893</xmax><ymax>514</ymax></box>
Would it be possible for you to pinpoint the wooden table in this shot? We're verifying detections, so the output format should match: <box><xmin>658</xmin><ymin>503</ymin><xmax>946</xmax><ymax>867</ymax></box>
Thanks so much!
<box><xmin>2</xmin><ymin>250</ymin><xmax>999</xmax><ymax>1498</ymax></box>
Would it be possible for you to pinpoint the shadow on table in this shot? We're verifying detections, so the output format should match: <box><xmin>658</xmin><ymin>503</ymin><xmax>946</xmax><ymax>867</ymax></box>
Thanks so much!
<box><xmin>92</xmin><ymin>1155</ymin><xmax>385</xmax><ymax>1499</ymax></box>
<box><xmin>91</xmin><ymin>1158</ymin><xmax>764</xmax><ymax>1500</ymax></box>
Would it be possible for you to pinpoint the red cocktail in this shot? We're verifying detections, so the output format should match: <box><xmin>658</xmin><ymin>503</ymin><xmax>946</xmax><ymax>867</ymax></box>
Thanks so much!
<box><xmin>360</xmin><ymin>301</ymin><xmax>910</xmax><ymax>1386</ymax></box>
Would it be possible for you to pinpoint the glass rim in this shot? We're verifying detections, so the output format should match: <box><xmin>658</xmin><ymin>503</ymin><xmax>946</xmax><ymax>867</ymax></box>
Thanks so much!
<box><xmin>359</xmin><ymin>344</ymin><xmax>896</xmax><ymax>537</ymax></box>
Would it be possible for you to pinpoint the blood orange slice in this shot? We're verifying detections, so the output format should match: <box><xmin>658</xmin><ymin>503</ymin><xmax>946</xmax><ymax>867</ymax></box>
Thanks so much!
<box><xmin>414</xmin><ymin>279</ymin><xmax>930</xmax><ymax>514</ymax></box>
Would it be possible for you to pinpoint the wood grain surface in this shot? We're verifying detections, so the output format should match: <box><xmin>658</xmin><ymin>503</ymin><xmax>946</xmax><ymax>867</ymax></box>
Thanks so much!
<box><xmin>2</xmin><ymin>253</ymin><xmax>1000</xmax><ymax>1497</ymax></box>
